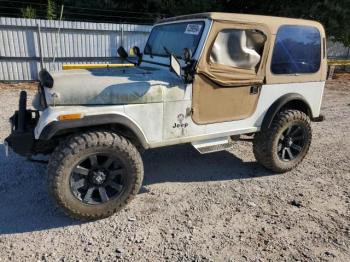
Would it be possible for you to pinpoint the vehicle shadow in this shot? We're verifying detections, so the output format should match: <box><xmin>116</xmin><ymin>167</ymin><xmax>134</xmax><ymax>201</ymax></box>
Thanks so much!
<box><xmin>0</xmin><ymin>143</ymin><xmax>273</xmax><ymax>235</ymax></box>
<box><xmin>142</xmin><ymin>144</ymin><xmax>272</xmax><ymax>186</ymax></box>
<box><xmin>0</xmin><ymin>144</ymin><xmax>82</xmax><ymax>235</ymax></box>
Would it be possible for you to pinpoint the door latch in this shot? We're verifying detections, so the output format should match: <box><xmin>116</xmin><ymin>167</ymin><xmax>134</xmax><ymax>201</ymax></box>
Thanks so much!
<box><xmin>186</xmin><ymin>107</ymin><xmax>194</xmax><ymax>116</ymax></box>
<box><xmin>250</xmin><ymin>85</ymin><xmax>260</xmax><ymax>95</ymax></box>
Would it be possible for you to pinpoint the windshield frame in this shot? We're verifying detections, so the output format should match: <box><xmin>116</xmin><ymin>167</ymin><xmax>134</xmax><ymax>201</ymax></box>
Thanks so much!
<box><xmin>144</xmin><ymin>21</ymin><xmax>206</xmax><ymax>59</ymax></box>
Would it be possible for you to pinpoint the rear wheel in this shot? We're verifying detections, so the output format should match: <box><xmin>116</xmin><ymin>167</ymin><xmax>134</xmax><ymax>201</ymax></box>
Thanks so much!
<box><xmin>48</xmin><ymin>131</ymin><xmax>143</xmax><ymax>220</ymax></box>
<box><xmin>253</xmin><ymin>110</ymin><xmax>312</xmax><ymax>173</ymax></box>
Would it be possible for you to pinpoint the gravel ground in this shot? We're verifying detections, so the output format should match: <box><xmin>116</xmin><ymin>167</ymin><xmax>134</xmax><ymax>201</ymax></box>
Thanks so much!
<box><xmin>0</xmin><ymin>76</ymin><xmax>349</xmax><ymax>262</ymax></box>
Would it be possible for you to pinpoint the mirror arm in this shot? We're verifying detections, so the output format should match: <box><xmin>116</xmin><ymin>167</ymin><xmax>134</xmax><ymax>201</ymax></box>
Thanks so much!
<box><xmin>122</xmin><ymin>57</ymin><xmax>140</xmax><ymax>66</ymax></box>
<box><xmin>132</xmin><ymin>46</ymin><xmax>143</xmax><ymax>66</ymax></box>
<box><xmin>169</xmin><ymin>54</ymin><xmax>196</xmax><ymax>83</ymax></box>
<box><xmin>183</xmin><ymin>59</ymin><xmax>197</xmax><ymax>83</ymax></box>
<box><xmin>136</xmin><ymin>54</ymin><xmax>143</xmax><ymax>66</ymax></box>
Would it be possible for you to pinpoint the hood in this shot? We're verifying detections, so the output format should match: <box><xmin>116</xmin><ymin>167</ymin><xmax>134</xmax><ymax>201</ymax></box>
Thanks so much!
<box><xmin>43</xmin><ymin>66</ymin><xmax>185</xmax><ymax>106</ymax></box>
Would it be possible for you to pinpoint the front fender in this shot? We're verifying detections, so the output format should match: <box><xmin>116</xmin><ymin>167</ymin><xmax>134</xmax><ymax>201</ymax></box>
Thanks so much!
<box><xmin>37</xmin><ymin>112</ymin><xmax>149</xmax><ymax>149</ymax></box>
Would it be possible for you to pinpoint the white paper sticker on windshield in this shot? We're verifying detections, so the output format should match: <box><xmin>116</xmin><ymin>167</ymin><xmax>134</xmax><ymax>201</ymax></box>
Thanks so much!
<box><xmin>185</xmin><ymin>24</ymin><xmax>202</xmax><ymax>35</ymax></box>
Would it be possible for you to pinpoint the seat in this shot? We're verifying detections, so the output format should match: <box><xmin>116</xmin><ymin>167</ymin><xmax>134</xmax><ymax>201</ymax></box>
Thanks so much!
<box><xmin>210</xmin><ymin>30</ymin><xmax>261</xmax><ymax>70</ymax></box>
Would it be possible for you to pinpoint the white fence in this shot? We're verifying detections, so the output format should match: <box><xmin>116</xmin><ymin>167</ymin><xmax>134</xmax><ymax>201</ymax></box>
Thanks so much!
<box><xmin>327</xmin><ymin>40</ymin><xmax>350</xmax><ymax>59</ymax></box>
<box><xmin>0</xmin><ymin>17</ymin><xmax>152</xmax><ymax>81</ymax></box>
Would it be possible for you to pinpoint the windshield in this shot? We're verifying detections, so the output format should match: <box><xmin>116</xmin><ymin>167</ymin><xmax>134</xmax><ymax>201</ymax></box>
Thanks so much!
<box><xmin>144</xmin><ymin>21</ymin><xmax>205</xmax><ymax>58</ymax></box>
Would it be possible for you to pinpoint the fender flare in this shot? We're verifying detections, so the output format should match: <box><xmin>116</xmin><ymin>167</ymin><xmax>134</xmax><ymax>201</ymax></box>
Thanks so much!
<box><xmin>39</xmin><ymin>114</ymin><xmax>149</xmax><ymax>149</ymax></box>
<box><xmin>261</xmin><ymin>93</ymin><xmax>312</xmax><ymax>130</ymax></box>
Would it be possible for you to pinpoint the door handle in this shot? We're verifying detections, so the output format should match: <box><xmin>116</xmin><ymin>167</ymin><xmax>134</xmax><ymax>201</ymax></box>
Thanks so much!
<box><xmin>250</xmin><ymin>85</ymin><xmax>260</xmax><ymax>95</ymax></box>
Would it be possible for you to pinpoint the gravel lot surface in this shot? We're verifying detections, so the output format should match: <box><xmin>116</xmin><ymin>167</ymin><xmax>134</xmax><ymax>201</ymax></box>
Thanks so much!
<box><xmin>0</xmin><ymin>76</ymin><xmax>349</xmax><ymax>261</ymax></box>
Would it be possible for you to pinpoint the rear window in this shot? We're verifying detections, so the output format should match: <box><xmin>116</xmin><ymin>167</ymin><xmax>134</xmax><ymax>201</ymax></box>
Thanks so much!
<box><xmin>271</xmin><ymin>25</ymin><xmax>321</xmax><ymax>74</ymax></box>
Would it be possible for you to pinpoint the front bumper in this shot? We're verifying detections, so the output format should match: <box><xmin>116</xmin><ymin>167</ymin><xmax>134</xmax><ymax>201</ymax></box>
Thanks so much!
<box><xmin>4</xmin><ymin>91</ymin><xmax>39</xmax><ymax>157</ymax></box>
<box><xmin>5</xmin><ymin>128</ymin><xmax>35</xmax><ymax>157</ymax></box>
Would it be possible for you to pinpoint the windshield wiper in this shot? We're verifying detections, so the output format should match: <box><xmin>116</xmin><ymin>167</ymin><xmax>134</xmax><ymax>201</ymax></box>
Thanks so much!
<box><xmin>163</xmin><ymin>46</ymin><xmax>171</xmax><ymax>56</ymax></box>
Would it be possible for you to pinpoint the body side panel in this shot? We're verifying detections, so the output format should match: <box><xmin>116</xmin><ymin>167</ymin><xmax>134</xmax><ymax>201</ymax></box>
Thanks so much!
<box><xmin>159</xmin><ymin>81</ymin><xmax>324</xmax><ymax>145</ymax></box>
<box><xmin>35</xmin><ymin>81</ymin><xmax>324</xmax><ymax>148</ymax></box>
<box><xmin>124</xmin><ymin>103</ymin><xmax>163</xmax><ymax>142</ymax></box>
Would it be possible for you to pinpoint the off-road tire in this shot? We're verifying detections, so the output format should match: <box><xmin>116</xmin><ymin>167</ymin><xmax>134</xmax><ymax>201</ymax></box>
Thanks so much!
<box><xmin>253</xmin><ymin>110</ymin><xmax>312</xmax><ymax>173</ymax></box>
<box><xmin>48</xmin><ymin>131</ymin><xmax>143</xmax><ymax>220</ymax></box>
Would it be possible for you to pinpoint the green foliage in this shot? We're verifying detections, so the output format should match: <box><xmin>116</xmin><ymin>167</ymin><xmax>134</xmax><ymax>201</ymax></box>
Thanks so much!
<box><xmin>47</xmin><ymin>0</ymin><xmax>57</xmax><ymax>20</ymax></box>
<box><xmin>144</xmin><ymin>0</ymin><xmax>220</xmax><ymax>16</ymax></box>
<box><xmin>21</xmin><ymin>6</ymin><xmax>36</xmax><ymax>19</ymax></box>
<box><xmin>311</xmin><ymin>0</ymin><xmax>350</xmax><ymax>47</ymax></box>
<box><xmin>5</xmin><ymin>0</ymin><xmax>350</xmax><ymax>46</ymax></box>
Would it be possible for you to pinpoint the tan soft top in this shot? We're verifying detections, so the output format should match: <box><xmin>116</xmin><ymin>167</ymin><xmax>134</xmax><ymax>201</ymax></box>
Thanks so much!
<box><xmin>158</xmin><ymin>12</ymin><xmax>325</xmax><ymax>35</ymax></box>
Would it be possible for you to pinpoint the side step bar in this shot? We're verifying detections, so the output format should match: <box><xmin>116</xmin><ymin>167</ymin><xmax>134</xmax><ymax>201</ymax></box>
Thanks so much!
<box><xmin>192</xmin><ymin>137</ymin><xmax>233</xmax><ymax>154</ymax></box>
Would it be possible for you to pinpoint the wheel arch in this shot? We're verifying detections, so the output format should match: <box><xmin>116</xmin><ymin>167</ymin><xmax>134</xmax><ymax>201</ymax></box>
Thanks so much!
<box><xmin>39</xmin><ymin>114</ymin><xmax>149</xmax><ymax>150</ymax></box>
<box><xmin>261</xmin><ymin>93</ymin><xmax>312</xmax><ymax>130</ymax></box>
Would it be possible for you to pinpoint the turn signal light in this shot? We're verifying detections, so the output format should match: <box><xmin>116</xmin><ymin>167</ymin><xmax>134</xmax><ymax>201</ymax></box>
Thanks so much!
<box><xmin>58</xmin><ymin>113</ymin><xmax>82</xmax><ymax>121</ymax></box>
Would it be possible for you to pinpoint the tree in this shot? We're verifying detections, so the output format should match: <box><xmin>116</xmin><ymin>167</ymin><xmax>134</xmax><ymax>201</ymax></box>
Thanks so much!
<box><xmin>47</xmin><ymin>0</ymin><xmax>57</xmax><ymax>20</ymax></box>
<box><xmin>310</xmin><ymin>0</ymin><xmax>350</xmax><ymax>47</ymax></box>
<box><xmin>21</xmin><ymin>6</ymin><xmax>36</xmax><ymax>19</ymax></box>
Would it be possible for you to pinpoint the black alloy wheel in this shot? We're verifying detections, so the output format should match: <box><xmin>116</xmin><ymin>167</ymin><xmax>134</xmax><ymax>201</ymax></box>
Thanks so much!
<box><xmin>253</xmin><ymin>110</ymin><xmax>312</xmax><ymax>173</ymax></box>
<box><xmin>48</xmin><ymin>131</ymin><xmax>144</xmax><ymax>220</ymax></box>
<box><xmin>70</xmin><ymin>153</ymin><xmax>126</xmax><ymax>205</ymax></box>
<box><xmin>277</xmin><ymin>124</ymin><xmax>306</xmax><ymax>162</ymax></box>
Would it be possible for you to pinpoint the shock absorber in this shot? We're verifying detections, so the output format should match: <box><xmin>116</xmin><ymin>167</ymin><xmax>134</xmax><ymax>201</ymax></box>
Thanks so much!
<box><xmin>18</xmin><ymin>90</ymin><xmax>27</xmax><ymax>132</ymax></box>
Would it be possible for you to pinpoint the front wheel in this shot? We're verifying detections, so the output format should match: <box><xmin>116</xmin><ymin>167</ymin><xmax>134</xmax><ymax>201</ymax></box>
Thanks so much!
<box><xmin>48</xmin><ymin>131</ymin><xmax>144</xmax><ymax>220</ymax></box>
<box><xmin>253</xmin><ymin>110</ymin><xmax>312</xmax><ymax>173</ymax></box>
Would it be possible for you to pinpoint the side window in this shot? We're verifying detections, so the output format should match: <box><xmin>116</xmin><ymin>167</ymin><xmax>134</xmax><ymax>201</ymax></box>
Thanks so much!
<box><xmin>271</xmin><ymin>25</ymin><xmax>321</xmax><ymax>74</ymax></box>
<box><xmin>210</xmin><ymin>29</ymin><xmax>266</xmax><ymax>70</ymax></box>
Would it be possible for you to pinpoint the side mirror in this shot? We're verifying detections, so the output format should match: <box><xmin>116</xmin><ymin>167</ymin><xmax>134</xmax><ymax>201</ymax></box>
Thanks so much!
<box><xmin>129</xmin><ymin>46</ymin><xmax>143</xmax><ymax>65</ymax></box>
<box><xmin>117</xmin><ymin>46</ymin><xmax>128</xmax><ymax>59</ymax></box>
<box><xmin>130</xmin><ymin>46</ymin><xmax>141</xmax><ymax>57</ymax></box>
<box><xmin>170</xmin><ymin>54</ymin><xmax>181</xmax><ymax>78</ymax></box>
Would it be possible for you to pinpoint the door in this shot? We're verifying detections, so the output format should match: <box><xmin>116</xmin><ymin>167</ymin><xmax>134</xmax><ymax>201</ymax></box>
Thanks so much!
<box><xmin>192</xmin><ymin>22</ymin><xmax>270</xmax><ymax>124</ymax></box>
